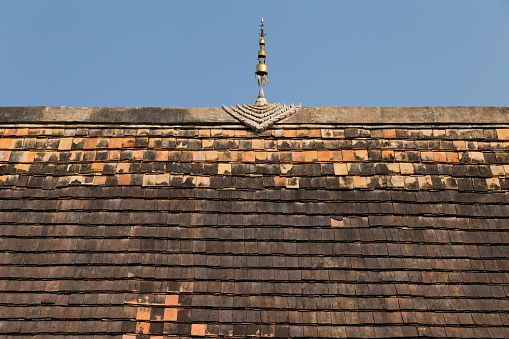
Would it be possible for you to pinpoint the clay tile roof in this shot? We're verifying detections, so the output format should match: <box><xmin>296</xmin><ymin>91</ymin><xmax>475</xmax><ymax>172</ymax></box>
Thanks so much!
<box><xmin>0</xmin><ymin>106</ymin><xmax>508</xmax><ymax>337</ymax></box>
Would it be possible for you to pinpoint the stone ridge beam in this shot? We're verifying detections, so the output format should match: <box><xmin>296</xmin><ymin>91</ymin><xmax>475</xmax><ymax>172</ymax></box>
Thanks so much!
<box><xmin>0</xmin><ymin>107</ymin><xmax>237</xmax><ymax>125</ymax></box>
<box><xmin>0</xmin><ymin>106</ymin><xmax>507</xmax><ymax>126</ymax></box>
<box><xmin>283</xmin><ymin>106</ymin><xmax>509</xmax><ymax>125</ymax></box>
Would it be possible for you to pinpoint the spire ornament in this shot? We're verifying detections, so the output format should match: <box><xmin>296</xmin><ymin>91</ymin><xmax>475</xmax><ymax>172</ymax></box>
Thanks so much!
<box><xmin>223</xmin><ymin>18</ymin><xmax>301</xmax><ymax>132</ymax></box>
<box><xmin>255</xmin><ymin>18</ymin><xmax>268</xmax><ymax>89</ymax></box>
<box><xmin>254</xmin><ymin>18</ymin><xmax>268</xmax><ymax>106</ymax></box>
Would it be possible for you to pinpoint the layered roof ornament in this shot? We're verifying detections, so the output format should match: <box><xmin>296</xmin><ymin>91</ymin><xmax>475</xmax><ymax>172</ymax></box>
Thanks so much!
<box><xmin>223</xmin><ymin>18</ymin><xmax>301</xmax><ymax>132</ymax></box>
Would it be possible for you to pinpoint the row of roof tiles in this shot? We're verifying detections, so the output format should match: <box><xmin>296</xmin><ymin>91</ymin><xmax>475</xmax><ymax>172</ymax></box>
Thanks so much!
<box><xmin>0</xmin><ymin>186</ymin><xmax>506</xmax><ymax>202</ymax></box>
<box><xmin>2</xmin><ymin>322</ymin><xmax>506</xmax><ymax>338</ymax></box>
<box><xmin>3</xmin><ymin>287</ymin><xmax>507</xmax><ymax>305</ymax></box>
<box><xmin>2</xmin><ymin>149</ymin><xmax>509</xmax><ymax>164</ymax></box>
<box><xmin>3</xmin><ymin>307</ymin><xmax>507</xmax><ymax>324</ymax></box>
<box><xmin>1</xmin><ymin>127</ymin><xmax>509</xmax><ymax>139</ymax></box>
<box><xmin>1</xmin><ymin>173</ymin><xmax>508</xmax><ymax>192</ymax></box>
<box><xmin>3</xmin><ymin>221</ymin><xmax>508</xmax><ymax>243</ymax></box>
<box><xmin>1</xmin><ymin>137</ymin><xmax>509</xmax><ymax>152</ymax></box>
<box><xmin>0</xmin><ymin>207</ymin><xmax>508</xmax><ymax>224</ymax></box>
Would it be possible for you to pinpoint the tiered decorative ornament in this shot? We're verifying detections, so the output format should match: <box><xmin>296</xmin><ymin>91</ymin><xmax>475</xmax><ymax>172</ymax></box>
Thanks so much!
<box><xmin>223</xmin><ymin>18</ymin><xmax>301</xmax><ymax>132</ymax></box>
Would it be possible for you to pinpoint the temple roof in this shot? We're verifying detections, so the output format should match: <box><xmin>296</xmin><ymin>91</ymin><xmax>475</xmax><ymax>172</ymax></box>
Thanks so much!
<box><xmin>0</xmin><ymin>106</ymin><xmax>508</xmax><ymax>338</ymax></box>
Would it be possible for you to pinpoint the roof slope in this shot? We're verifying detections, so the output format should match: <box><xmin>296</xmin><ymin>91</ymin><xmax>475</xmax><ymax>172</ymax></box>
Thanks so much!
<box><xmin>0</xmin><ymin>106</ymin><xmax>508</xmax><ymax>338</ymax></box>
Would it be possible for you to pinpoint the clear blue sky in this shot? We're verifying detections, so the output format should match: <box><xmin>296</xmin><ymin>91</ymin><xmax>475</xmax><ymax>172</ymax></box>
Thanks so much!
<box><xmin>1</xmin><ymin>0</ymin><xmax>508</xmax><ymax>107</ymax></box>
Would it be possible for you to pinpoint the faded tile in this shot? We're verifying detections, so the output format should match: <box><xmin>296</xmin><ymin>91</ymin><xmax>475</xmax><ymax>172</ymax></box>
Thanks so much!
<box><xmin>292</xmin><ymin>152</ymin><xmax>305</xmax><ymax>162</ymax></box>
<box><xmin>391</xmin><ymin>176</ymin><xmax>405</xmax><ymax>188</ymax></box>
<box><xmin>191</xmin><ymin>324</ymin><xmax>206</xmax><ymax>336</ymax></box>
<box><xmin>93</xmin><ymin>175</ymin><xmax>106</xmax><ymax>186</ymax></box>
<box><xmin>400</xmin><ymin>163</ymin><xmax>413</xmax><ymax>175</ymax></box>
<box><xmin>304</xmin><ymin>151</ymin><xmax>318</xmax><ymax>162</ymax></box>
<box><xmin>143</xmin><ymin>174</ymin><xmax>156</xmax><ymax>186</ymax></box>
<box><xmin>274</xmin><ymin>176</ymin><xmax>286</xmax><ymax>187</ymax></box>
<box><xmin>193</xmin><ymin>151</ymin><xmax>206</xmax><ymax>161</ymax></box>
<box><xmin>165</xmin><ymin>295</ymin><xmax>179</xmax><ymax>306</ymax></box>
<box><xmin>433</xmin><ymin>151</ymin><xmax>447</xmax><ymax>163</ymax></box>
<box><xmin>156</xmin><ymin>174</ymin><xmax>170</xmax><ymax>185</ymax></box>
<box><xmin>156</xmin><ymin>150</ymin><xmax>169</xmax><ymax>161</ymax></box>
<box><xmin>136</xmin><ymin>322</ymin><xmax>150</xmax><ymax>335</ymax></box>
<box><xmin>383</xmin><ymin>129</ymin><xmax>396</xmax><ymax>139</ymax></box>
<box><xmin>242</xmin><ymin>151</ymin><xmax>255</xmax><ymax>162</ymax></box>
<box><xmin>109</xmin><ymin>138</ymin><xmax>123</xmax><ymax>149</ymax></box>
<box><xmin>0</xmin><ymin>138</ymin><xmax>13</xmax><ymax>149</ymax></box>
<box><xmin>122</xmin><ymin>137</ymin><xmax>135</xmax><ymax>148</ymax></box>
<box><xmin>330</xmin><ymin>151</ymin><xmax>342</xmax><ymax>161</ymax></box>
<box><xmin>308</xmin><ymin>129</ymin><xmax>321</xmax><ymax>137</ymax></box>
<box><xmin>284</xmin><ymin>129</ymin><xmax>297</xmax><ymax>138</ymax></box>
<box><xmin>255</xmin><ymin>151</ymin><xmax>268</xmax><ymax>162</ymax></box>
<box><xmin>404</xmin><ymin>176</ymin><xmax>419</xmax><ymax>190</ymax></box>
<box><xmin>333</xmin><ymin>163</ymin><xmax>348</xmax><ymax>176</ymax></box>
<box><xmin>252</xmin><ymin>139</ymin><xmax>264</xmax><ymax>149</ymax></box>
<box><xmin>136</xmin><ymin>306</ymin><xmax>151</xmax><ymax>320</ymax></box>
<box><xmin>381</xmin><ymin>150</ymin><xmax>394</xmax><ymax>161</ymax></box>
<box><xmin>331</xmin><ymin>218</ymin><xmax>345</xmax><ymax>227</ymax></box>
<box><xmin>132</xmin><ymin>150</ymin><xmax>144</xmax><ymax>161</ymax></box>
<box><xmin>118</xmin><ymin>174</ymin><xmax>131</xmax><ymax>186</ymax></box>
<box><xmin>234</xmin><ymin>129</ymin><xmax>247</xmax><ymax>137</ymax></box>
<box><xmin>354</xmin><ymin>149</ymin><xmax>368</xmax><ymax>161</ymax></box>
<box><xmin>196</xmin><ymin>176</ymin><xmax>210</xmax><ymax>187</ymax></box>
<box><xmin>58</xmin><ymin>138</ymin><xmax>73</xmax><ymax>150</ymax></box>
<box><xmin>420</xmin><ymin>152</ymin><xmax>434</xmax><ymax>162</ymax></box>
<box><xmin>20</xmin><ymin>151</ymin><xmax>35</xmax><ymax>163</ymax></box>
<box><xmin>205</xmin><ymin>151</ymin><xmax>218</xmax><ymax>161</ymax></box>
<box><xmin>15</xmin><ymin>128</ymin><xmax>29</xmax><ymax>136</ymax></box>
<box><xmin>486</xmin><ymin>177</ymin><xmax>501</xmax><ymax>190</ymax></box>
<box><xmin>418</xmin><ymin>175</ymin><xmax>433</xmax><ymax>189</ymax></box>
<box><xmin>342</xmin><ymin>150</ymin><xmax>355</xmax><ymax>162</ymax></box>
<box><xmin>352</xmin><ymin>176</ymin><xmax>367</xmax><ymax>188</ymax></box>
<box><xmin>468</xmin><ymin>151</ymin><xmax>485</xmax><ymax>163</ymax></box>
<box><xmin>202</xmin><ymin>139</ymin><xmax>214</xmax><ymax>149</ymax></box>
<box><xmin>91</xmin><ymin>162</ymin><xmax>104</xmax><ymax>172</ymax></box>
<box><xmin>83</xmin><ymin>138</ymin><xmax>97</xmax><ymax>149</ymax></box>
<box><xmin>280</xmin><ymin>164</ymin><xmax>293</xmax><ymax>174</ymax></box>
<box><xmin>496</xmin><ymin>129</ymin><xmax>509</xmax><ymax>140</ymax></box>
<box><xmin>0</xmin><ymin>150</ymin><xmax>11</xmax><ymax>162</ymax></box>
<box><xmin>317</xmin><ymin>151</ymin><xmax>330</xmax><ymax>162</ymax></box>
<box><xmin>218</xmin><ymin>163</ymin><xmax>231</xmax><ymax>175</ymax></box>
<box><xmin>446</xmin><ymin>152</ymin><xmax>459</xmax><ymax>163</ymax></box>
<box><xmin>453</xmin><ymin>140</ymin><xmax>467</xmax><ymax>150</ymax></box>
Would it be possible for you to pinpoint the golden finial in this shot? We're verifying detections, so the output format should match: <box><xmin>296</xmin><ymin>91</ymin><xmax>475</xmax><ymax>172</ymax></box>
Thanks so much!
<box><xmin>259</xmin><ymin>17</ymin><xmax>266</xmax><ymax>38</ymax></box>
<box><xmin>255</xmin><ymin>18</ymin><xmax>268</xmax><ymax>105</ymax></box>
<box><xmin>255</xmin><ymin>17</ymin><xmax>268</xmax><ymax>88</ymax></box>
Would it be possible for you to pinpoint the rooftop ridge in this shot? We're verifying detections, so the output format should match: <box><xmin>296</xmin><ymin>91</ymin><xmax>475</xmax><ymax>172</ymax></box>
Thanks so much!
<box><xmin>0</xmin><ymin>106</ymin><xmax>508</xmax><ymax>126</ymax></box>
